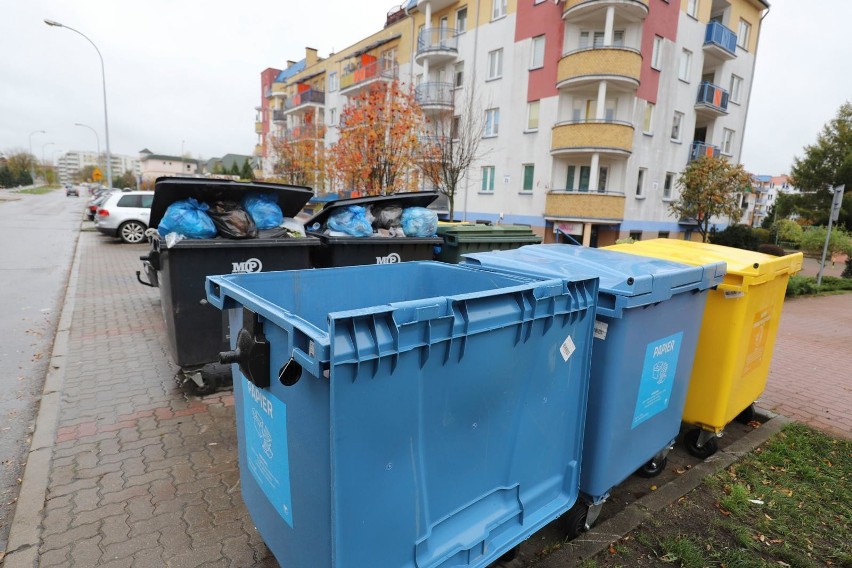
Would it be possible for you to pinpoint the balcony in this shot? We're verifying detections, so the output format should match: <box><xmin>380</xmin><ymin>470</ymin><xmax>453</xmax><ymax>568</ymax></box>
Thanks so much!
<box><xmin>415</xmin><ymin>82</ymin><xmax>454</xmax><ymax>112</ymax></box>
<box><xmin>282</xmin><ymin>125</ymin><xmax>327</xmax><ymax>141</ymax></box>
<box><xmin>562</xmin><ymin>0</ymin><xmax>648</xmax><ymax>22</ymax></box>
<box><xmin>283</xmin><ymin>89</ymin><xmax>325</xmax><ymax>117</ymax></box>
<box><xmin>255</xmin><ymin>121</ymin><xmax>263</xmax><ymax>134</ymax></box>
<box><xmin>545</xmin><ymin>190</ymin><xmax>626</xmax><ymax>222</ymax></box>
<box><xmin>415</xmin><ymin>27</ymin><xmax>459</xmax><ymax>65</ymax></box>
<box><xmin>340</xmin><ymin>60</ymin><xmax>399</xmax><ymax>96</ymax></box>
<box><xmin>557</xmin><ymin>47</ymin><xmax>642</xmax><ymax>90</ymax></box>
<box><xmin>694</xmin><ymin>82</ymin><xmax>729</xmax><ymax>119</ymax></box>
<box><xmin>253</xmin><ymin>144</ymin><xmax>264</xmax><ymax>157</ymax></box>
<box><xmin>551</xmin><ymin>120</ymin><xmax>634</xmax><ymax>158</ymax></box>
<box><xmin>269</xmin><ymin>83</ymin><xmax>288</xmax><ymax>98</ymax></box>
<box><xmin>689</xmin><ymin>141</ymin><xmax>720</xmax><ymax>163</ymax></box>
<box><xmin>272</xmin><ymin>109</ymin><xmax>287</xmax><ymax>123</ymax></box>
<box><xmin>703</xmin><ymin>21</ymin><xmax>737</xmax><ymax>62</ymax></box>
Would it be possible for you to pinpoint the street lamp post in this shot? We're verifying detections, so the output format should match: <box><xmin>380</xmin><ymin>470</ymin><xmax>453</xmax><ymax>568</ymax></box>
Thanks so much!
<box><xmin>44</xmin><ymin>19</ymin><xmax>113</xmax><ymax>189</ymax></box>
<box><xmin>42</xmin><ymin>142</ymin><xmax>55</xmax><ymax>185</ymax></box>
<box><xmin>75</xmin><ymin>122</ymin><xmax>101</xmax><ymax>176</ymax></box>
<box><xmin>28</xmin><ymin>129</ymin><xmax>46</xmax><ymax>185</ymax></box>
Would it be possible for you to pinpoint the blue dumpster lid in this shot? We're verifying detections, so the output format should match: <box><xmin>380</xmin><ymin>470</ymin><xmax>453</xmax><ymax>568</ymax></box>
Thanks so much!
<box><xmin>150</xmin><ymin>177</ymin><xmax>314</xmax><ymax>229</ymax></box>
<box><xmin>304</xmin><ymin>191</ymin><xmax>439</xmax><ymax>230</ymax></box>
<box><xmin>463</xmin><ymin>244</ymin><xmax>725</xmax><ymax>318</ymax></box>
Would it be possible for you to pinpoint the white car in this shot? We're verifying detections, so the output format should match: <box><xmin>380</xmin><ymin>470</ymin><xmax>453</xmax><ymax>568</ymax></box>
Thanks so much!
<box><xmin>94</xmin><ymin>190</ymin><xmax>154</xmax><ymax>244</ymax></box>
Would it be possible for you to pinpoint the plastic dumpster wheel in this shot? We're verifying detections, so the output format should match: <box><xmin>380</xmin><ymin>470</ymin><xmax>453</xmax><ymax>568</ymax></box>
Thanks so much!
<box><xmin>563</xmin><ymin>501</ymin><xmax>588</xmax><ymax>540</ymax></box>
<box><xmin>684</xmin><ymin>428</ymin><xmax>718</xmax><ymax>459</ymax></box>
<box><xmin>734</xmin><ymin>403</ymin><xmax>756</xmax><ymax>424</ymax></box>
<box><xmin>635</xmin><ymin>455</ymin><xmax>668</xmax><ymax>478</ymax></box>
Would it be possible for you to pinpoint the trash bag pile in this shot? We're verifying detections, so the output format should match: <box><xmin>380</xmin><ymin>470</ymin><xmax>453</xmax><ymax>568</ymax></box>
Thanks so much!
<box><xmin>309</xmin><ymin>204</ymin><xmax>438</xmax><ymax>238</ymax></box>
<box><xmin>157</xmin><ymin>192</ymin><xmax>305</xmax><ymax>246</ymax></box>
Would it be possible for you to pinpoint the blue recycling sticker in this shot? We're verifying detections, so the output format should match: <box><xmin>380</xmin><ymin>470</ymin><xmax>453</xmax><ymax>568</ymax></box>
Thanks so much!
<box><xmin>242</xmin><ymin>377</ymin><xmax>294</xmax><ymax>527</ymax></box>
<box><xmin>632</xmin><ymin>331</ymin><xmax>683</xmax><ymax>429</ymax></box>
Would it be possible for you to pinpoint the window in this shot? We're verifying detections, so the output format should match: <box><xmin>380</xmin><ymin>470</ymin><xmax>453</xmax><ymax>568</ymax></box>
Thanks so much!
<box><xmin>629</xmin><ymin>231</ymin><xmax>642</xmax><ymax>241</ymax></box>
<box><xmin>597</xmin><ymin>166</ymin><xmax>608</xmax><ymax>193</ymax></box>
<box><xmin>481</xmin><ymin>166</ymin><xmax>495</xmax><ymax>192</ymax></box>
<box><xmin>328</xmin><ymin>72</ymin><xmax>338</xmax><ymax>92</ymax></box>
<box><xmin>487</xmin><ymin>49</ymin><xmax>503</xmax><ymax>79</ymax></box>
<box><xmin>485</xmin><ymin>108</ymin><xmax>500</xmax><ymax>136</ymax></box>
<box><xmin>687</xmin><ymin>0</ymin><xmax>699</xmax><ymax>17</ymax></box>
<box><xmin>456</xmin><ymin>7</ymin><xmax>467</xmax><ymax>33</ymax></box>
<box><xmin>643</xmin><ymin>102</ymin><xmax>655</xmax><ymax>134</ymax></box>
<box><xmin>579</xmin><ymin>30</ymin><xmax>624</xmax><ymax>48</ymax></box>
<box><xmin>738</xmin><ymin>20</ymin><xmax>751</xmax><ymax>50</ymax></box>
<box><xmin>522</xmin><ymin>165</ymin><xmax>534</xmax><ymax>192</ymax></box>
<box><xmin>530</xmin><ymin>35</ymin><xmax>545</xmax><ymax>69</ymax></box>
<box><xmin>651</xmin><ymin>36</ymin><xmax>663</xmax><ymax>69</ymax></box>
<box><xmin>679</xmin><ymin>49</ymin><xmax>692</xmax><ymax>82</ymax></box>
<box><xmin>329</xmin><ymin>108</ymin><xmax>337</xmax><ymax>125</ymax></box>
<box><xmin>658</xmin><ymin>231</ymin><xmax>670</xmax><ymax>239</ymax></box>
<box><xmin>492</xmin><ymin>0</ymin><xmax>507</xmax><ymax>20</ymax></box>
<box><xmin>636</xmin><ymin>168</ymin><xmax>646</xmax><ymax>198</ymax></box>
<box><xmin>454</xmin><ymin>61</ymin><xmax>464</xmax><ymax>87</ymax></box>
<box><xmin>526</xmin><ymin>101</ymin><xmax>540</xmax><ymax>131</ymax></box>
<box><xmin>663</xmin><ymin>172</ymin><xmax>675</xmax><ymax>199</ymax></box>
<box><xmin>722</xmin><ymin>128</ymin><xmax>735</xmax><ymax>154</ymax></box>
<box><xmin>451</xmin><ymin>115</ymin><xmax>460</xmax><ymax>139</ymax></box>
<box><xmin>671</xmin><ymin>111</ymin><xmax>684</xmax><ymax>141</ymax></box>
<box><xmin>729</xmin><ymin>74</ymin><xmax>743</xmax><ymax>103</ymax></box>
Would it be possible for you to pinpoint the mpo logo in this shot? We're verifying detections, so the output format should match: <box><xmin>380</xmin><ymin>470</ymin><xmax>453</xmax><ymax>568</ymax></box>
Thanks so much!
<box><xmin>232</xmin><ymin>258</ymin><xmax>263</xmax><ymax>273</ymax></box>
<box><xmin>375</xmin><ymin>253</ymin><xmax>401</xmax><ymax>264</ymax></box>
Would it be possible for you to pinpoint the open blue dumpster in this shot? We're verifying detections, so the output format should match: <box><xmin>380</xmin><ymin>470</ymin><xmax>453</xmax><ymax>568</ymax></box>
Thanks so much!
<box><xmin>206</xmin><ymin>261</ymin><xmax>598</xmax><ymax>568</ymax></box>
<box><xmin>462</xmin><ymin>244</ymin><xmax>725</xmax><ymax>535</ymax></box>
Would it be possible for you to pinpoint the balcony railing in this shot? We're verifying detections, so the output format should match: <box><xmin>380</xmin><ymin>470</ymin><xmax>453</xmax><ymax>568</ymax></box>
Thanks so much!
<box><xmin>704</xmin><ymin>21</ymin><xmax>737</xmax><ymax>57</ymax></box>
<box><xmin>415</xmin><ymin>82</ymin><xmax>454</xmax><ymax>108</ymax></box>
<box><xmin>341</xmin><ymin>60</ymin><xmax>398</xmax><ymax>91</ymax></box>
<box><xmin>285</xmin><ymin>89</ymin><xmax>325</xmax><ymax>110</ymax></box>
<box><xmin>689</xmin><ymin>141</ymin><xmax>720</xmax><ymax>162</ymax></box>
<box><xmin>551</xmin><ymin>119</ymin><xmax>635</xmax><ymax>156</ymax></box>
<box><xmin>417</xmin><ymin>27</ymin><xmax>458</xmax><ymax>53</ymax></box>
<box><xmin>272</xmin><ymin>110</ymin><xmax>287</xmax><ymax>122</ymax></box>
<box><xmin>695</xmin><ymin>81</ymin><xmax>729</xmax><ymax>113</ymax></box>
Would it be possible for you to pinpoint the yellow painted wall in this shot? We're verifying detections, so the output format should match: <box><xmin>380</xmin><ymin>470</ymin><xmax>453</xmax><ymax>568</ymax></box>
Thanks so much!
<box><xmin>545</xmin><ymin>193</ymin><xmax>626</xmax><ymax>220</ymax></box>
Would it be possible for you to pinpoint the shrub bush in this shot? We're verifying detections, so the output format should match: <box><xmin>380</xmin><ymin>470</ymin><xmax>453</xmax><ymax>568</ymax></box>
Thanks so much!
<box><xmin>752</xmin><ymin>227</ymin><xmax>771</xmax><ymax>244</ymax></box>
<box><xmin>786</xmin><ymin>275</ymin><xmax>852</xmax><ymax>297</ymax></box>
<box><xmin>709</xmin><ymin>224</ymin><xmax>760</xmax><ymax>251</ymax></box>
<box><xmin>757</xmin><ymin>243</ymin><xmax>787</xmax><ymax>256</ymax></box>
<box><xmin>844</xmin><ymin>256</ymin><xmax>852</xmax><ymax>279</ymax></box>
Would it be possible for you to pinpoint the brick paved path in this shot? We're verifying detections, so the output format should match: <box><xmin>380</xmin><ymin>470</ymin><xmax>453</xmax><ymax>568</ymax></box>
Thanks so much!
<box><xmin>760</xmin><ymin>293</ymin><xmax>852</xmax><ymax>440</ymax></box>
<box><xmin>36</xmin><ymin>232</ymin><xmax>277</xmax><ymax>567</ymax></box>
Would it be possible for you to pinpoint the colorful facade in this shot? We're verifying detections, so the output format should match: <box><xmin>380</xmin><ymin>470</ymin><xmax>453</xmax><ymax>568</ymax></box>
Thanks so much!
<box><xmin>258</xmin><ymin>0</ymin><xmax>769</xmax><ymax>244</ymax></box>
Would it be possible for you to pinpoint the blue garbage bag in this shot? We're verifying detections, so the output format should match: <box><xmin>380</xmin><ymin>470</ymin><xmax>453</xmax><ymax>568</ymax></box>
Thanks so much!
<box><xmin>242</xmin><ymin>192</ymin><xmax>284</xmax><ymax>229</ymax></box>
<box><xmin>401</xmin><ymin>207</ymin><xmax>438</xmax><ymax>237</ymax></box>
<box><xmin>157</xmin><ymin>198</ymin><xmax>217</xmax><ymax>239</ymax></box>
<box><xmin>327</xmin><ymin>205</ymin><xmax>373</xmax><ymax>237</ymax></box>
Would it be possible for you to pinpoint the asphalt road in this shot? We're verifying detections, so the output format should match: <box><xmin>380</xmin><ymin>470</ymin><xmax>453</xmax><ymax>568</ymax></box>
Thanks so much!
<box><xmin>0</xmin><ymin>188</ymin><xmax>83</xmax><ymax>551</ymax></box>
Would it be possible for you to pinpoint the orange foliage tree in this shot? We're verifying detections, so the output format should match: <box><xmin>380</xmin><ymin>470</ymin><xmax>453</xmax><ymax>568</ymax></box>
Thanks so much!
<box><xmin>271</xmin><ymin>120</ymin><xmax>327</xmax><ymax>190</ymax></box>
<box><xmin>330</xmin><ymin>80</ymin><xmax>426</xmax><ymax>195</ymax></box>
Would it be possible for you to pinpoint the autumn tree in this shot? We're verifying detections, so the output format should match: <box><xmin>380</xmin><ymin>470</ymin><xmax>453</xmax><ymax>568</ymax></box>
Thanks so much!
<box><xmin>668</xmin><ymin>155</ymin><xmax>752</xmax><ymax>242</ymax></box>
<box><xmin>271</xmin><ymin>122</ymin><xmax>327</xmax><ymax>189</ymax></box>
<box><xmin>2</xmin><ymin>150</ymin><xmax>35</xmax><ymax>185</ymax></box>
<box><xmin>419</xmin><ymin>82</ymin><xmax>487</xmax><ymax>220</ymax></box>
<box><xmin>789</xmin><ymin>101</ymin><xmax>852</xmax><ymax>230</ymax></box>
<box><xmin>330</xmin><ymin>80</ymin><xmax>425</xmax><ymax>195</ymax></box>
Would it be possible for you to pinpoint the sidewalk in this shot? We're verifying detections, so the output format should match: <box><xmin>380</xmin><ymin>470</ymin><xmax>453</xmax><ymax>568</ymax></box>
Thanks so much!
<box><xmin>4</xmin><ymin>232</ymin><xmax>851</xmax><ymax>567</ymax></box>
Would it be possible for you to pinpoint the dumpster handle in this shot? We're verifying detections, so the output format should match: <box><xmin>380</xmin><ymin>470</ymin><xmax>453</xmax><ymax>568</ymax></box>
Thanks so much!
<box><xmin>135</xmin><ymin>270</ymin><xmax>155</xmax><ymax>288</ymax></box>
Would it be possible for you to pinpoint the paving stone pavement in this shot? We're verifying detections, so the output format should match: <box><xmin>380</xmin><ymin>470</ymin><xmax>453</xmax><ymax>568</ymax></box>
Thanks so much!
<box><xmin>11</xmin><ymin>231</ymin><xmax>277</xmax><ymax>567</ymax></box>
<box><xmin>4</xmin><ymin>230</ymin><xmax>851</xmax><ymax>567</ymax></box>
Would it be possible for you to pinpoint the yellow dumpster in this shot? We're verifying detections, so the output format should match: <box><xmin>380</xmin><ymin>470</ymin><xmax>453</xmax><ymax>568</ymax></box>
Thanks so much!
<box><xmin>604</xmin><ymin>239</ymin><xmax>803</xmax><ymax>457</ymax></box>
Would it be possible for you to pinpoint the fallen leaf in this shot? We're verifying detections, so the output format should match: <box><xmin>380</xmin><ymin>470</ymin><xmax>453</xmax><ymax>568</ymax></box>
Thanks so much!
<box><xmin>764</xmin><ymin>513</ymin><xmax>774</xmax><ymax>521</ymax></box>
<box><xmin>608</xmin><ymin>544</ymin><xmax>617</xmax><ymax>555</ymax></box>
<box><xmin>748</xmin><ymin>420</ymin><xmax>761</xmax><ymax>428</ymax></box>
<box><xmin>650</xmin><ymin>485</ymin><xmax>657</xmax><ymax>491</ymax></box>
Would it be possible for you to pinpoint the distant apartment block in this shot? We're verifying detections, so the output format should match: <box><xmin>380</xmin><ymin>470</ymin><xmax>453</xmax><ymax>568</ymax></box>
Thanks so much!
<box><xmin>257</xmin><ymin>0</ymin><xmax>769</xmax><ymax>245</ymax></box>
<box><xmin>57</xmin><ymin>151</ymin><xmax>141</xmax><ymax>185</ymax></box>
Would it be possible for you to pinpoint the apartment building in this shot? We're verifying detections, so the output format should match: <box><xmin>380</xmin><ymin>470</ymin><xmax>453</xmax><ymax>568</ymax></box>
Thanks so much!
<box><xmin>57</xmin><ymin>150</ymin><xmax>141</xmax><ymax>186</ymax></box>
<box><xmin>257</xmin><ymin>0</ymin><xmax>768</xmax><ymax>245</ymax></box>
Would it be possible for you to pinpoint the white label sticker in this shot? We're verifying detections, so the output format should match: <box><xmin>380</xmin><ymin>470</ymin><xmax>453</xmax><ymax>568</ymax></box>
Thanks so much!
<box><xmin>559</xmin><ymin>336</ymin><xmax>576</xmax><ymax>362</ymax></box>
<box><xmin>724</xmin><ymin>290</ymin><xmax>745</xmax><ymax>299</ymax></box>
<box><xmin>594</xmin><ymin>320</ymin><xmax>609</xmax><ymax>340</ymax></box>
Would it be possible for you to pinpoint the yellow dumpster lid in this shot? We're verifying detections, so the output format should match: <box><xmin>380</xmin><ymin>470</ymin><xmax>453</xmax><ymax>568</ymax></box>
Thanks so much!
<box><xmin>605</xmin><ymin>239</ymin><xmax>803</xmax><ymax>282</ymax></box>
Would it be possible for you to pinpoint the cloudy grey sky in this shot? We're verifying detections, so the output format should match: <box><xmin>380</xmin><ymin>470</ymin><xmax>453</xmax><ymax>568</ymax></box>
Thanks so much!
<box><xmin>1</xmin><ymin>0</ymin><xmax>849</xmax><ymax>176</ymax></box>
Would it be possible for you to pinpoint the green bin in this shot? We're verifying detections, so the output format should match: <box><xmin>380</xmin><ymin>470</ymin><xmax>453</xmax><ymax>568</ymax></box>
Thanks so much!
<box><xmin>435</xmin><ymin>224</ymin><xmax>542</xmax><ymax>263</ymax></box>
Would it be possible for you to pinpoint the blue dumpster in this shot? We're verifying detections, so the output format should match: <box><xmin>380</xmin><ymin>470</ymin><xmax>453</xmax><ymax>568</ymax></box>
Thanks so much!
<box><xmin>462</xmin><ymin>244</ymin><xmax>724</xmax><ymax>534</ymax></box>
<box><xmin>206</xmin><ymin>261</ymin><xmax>598</xmax><ymax>568</ymax></box>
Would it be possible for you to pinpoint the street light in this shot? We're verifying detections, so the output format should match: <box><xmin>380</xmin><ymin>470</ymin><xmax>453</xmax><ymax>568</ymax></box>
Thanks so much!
<box><xmin>44</xmin><ymin>18</ymin><xmax>113</xmax><ymax>189</ymax></box>
<box><xmin>28</xmin><ymin>129</ymin><xmax>46</xmax><ymax>185</ymax></box>
<box><xmin>42</xmin><ymin>142</ymin><xmax>55</xmax><ymax>185</ymax></box>
<box><xmin>74</xmin><ymin>122</ymin><xmax>101</xmax><ymax>174</ymax></box>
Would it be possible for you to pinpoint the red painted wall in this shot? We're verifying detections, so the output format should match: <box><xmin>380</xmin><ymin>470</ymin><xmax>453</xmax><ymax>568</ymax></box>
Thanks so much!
<box><xmin>515</xmin><ymin>0</ymin><xmax>563</xmax><ymax>102</ymax></box>
<box><xmin>637</xmin><ymin>0</ymin><xmax>679</xmax><ymax>103</ymax></box>
<box><xmin>260</xmin><ymin>68</ymin><xmax>280</xmax><ymax>157</ymax></box>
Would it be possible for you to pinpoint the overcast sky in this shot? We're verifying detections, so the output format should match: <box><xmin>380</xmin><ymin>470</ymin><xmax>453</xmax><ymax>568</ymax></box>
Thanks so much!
<box><xmin>1</xmin><ymin>0</ymin><xmax>849</xmax><ymax>176</ymax></box>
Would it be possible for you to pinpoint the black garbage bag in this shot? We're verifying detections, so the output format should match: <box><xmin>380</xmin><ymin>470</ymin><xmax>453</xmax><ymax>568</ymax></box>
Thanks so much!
<box><xmin>369</xmin><ymin>204</ymin><xmax>403</xmax><ymax>230</ymax></box>
<box><xmin>207</xmin><ymin>200</ymin><xmax>258</xmax><ymax>239</ymax></box>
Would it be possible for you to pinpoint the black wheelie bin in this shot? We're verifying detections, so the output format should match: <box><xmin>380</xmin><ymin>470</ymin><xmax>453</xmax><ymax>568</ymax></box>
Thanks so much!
<box><xmin>138</xmin><ymin>177</ymin><xmax>319</xmax><ymax>393</ymax></box>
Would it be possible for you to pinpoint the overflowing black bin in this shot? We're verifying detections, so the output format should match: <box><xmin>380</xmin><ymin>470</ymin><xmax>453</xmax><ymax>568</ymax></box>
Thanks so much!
<box><xmin>138</xmin><ymin>177</ymin><xmax>319</xmax><ymax>393</ymax></box>
<box><xmin>304</xmin><ymin>191</ymin><xmax>443</xmax><ymax>267</ymax></box>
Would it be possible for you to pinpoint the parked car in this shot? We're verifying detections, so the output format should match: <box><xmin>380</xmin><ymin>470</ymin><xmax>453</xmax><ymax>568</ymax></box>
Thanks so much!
<box><xmin>94</xmin><ymin>190</ymin><xmax>154</xmax><ymax>244</ymax></box>
<box><xmin>86</xmin><ymin>192</ymin><xmax>112</xmax><ymax>221</ymax></box>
